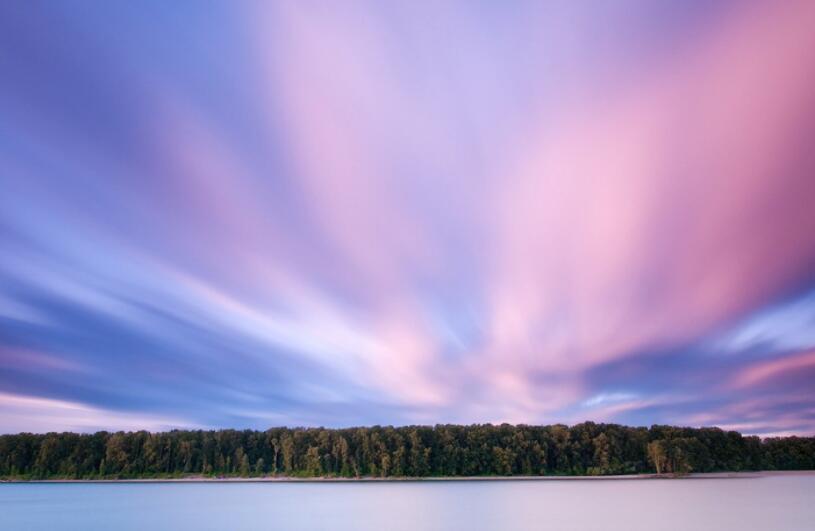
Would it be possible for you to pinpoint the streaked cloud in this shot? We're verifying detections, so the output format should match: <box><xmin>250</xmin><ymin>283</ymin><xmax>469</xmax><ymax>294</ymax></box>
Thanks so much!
<box><xmin>1</xmin><ymin>0</ymin><xmax>814</xmax><ymax>434</ymax></box>
<box><xmin>713</xmin><ymin>291</ymin><xmax>815</xmax><ymax>355</ymax></box>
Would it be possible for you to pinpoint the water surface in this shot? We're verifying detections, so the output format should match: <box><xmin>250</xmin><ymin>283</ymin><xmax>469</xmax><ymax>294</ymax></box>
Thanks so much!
<box><xmin>2</xmin><ymin>473</ymin><xmax>813</xmax><ymax>530</ymax></box>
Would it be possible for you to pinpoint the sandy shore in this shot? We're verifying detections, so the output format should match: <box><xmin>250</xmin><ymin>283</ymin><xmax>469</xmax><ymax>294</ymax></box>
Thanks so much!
<box><xmin>4</xmin><ymin>470</ymin><xmax>813</xmax><ymax>483</ymax></box>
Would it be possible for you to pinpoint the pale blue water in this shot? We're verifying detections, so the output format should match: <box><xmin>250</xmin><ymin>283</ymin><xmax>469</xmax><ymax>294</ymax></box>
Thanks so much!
<box><xmin>1</xmin><ymin>474</ymin><xmax>813</xmax><ymax>530</ymax></box>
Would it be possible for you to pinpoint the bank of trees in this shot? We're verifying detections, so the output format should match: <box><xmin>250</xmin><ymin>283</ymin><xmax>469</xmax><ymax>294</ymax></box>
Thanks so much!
<box><xmin>0</xmin><ymin>423</ymin><xmax>812</xmax><ymax>479</ymax></box>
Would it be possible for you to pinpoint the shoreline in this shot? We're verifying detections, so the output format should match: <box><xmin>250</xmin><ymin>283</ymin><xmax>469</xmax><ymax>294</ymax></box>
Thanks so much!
<box><xmin>3</xmin><ymin>470</ymin><xmax>813</xmax><ymax>484</ymax></box>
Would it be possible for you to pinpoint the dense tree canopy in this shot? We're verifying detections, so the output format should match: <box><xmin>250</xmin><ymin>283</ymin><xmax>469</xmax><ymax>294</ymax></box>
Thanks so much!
<box><xmin>1</xmin><ymin>423</ymin><xmax>812</xmax><ymax>479</ymax></box>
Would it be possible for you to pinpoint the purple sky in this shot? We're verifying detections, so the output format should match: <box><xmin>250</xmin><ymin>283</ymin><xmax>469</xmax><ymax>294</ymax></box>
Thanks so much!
<box><xmin>1</xmin><ymin>1</ymin><xmax>815</xmax><ymax>436</ymax></box>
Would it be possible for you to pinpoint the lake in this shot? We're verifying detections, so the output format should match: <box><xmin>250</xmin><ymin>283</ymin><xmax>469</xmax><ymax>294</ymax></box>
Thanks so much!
<box><xmin>1</xmin><ymin>473</ymin><xmax>813</xmax><ymax>530</ymax></box>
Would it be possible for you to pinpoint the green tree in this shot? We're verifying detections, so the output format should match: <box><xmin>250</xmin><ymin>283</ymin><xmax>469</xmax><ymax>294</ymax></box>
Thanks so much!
<box><xmin>305</xmin><ymin>447</ymin><xmax>322</xmax><ymax>476</ymax></box>
<box><xmin>591</xmin><ymin>433</ymin><xmax>611</xmax><ymax>475</ymax></box>
<box><xmin>647</xmin><ymin>440</ymin><xmax>667</xmax><ymax>474</ymax></box>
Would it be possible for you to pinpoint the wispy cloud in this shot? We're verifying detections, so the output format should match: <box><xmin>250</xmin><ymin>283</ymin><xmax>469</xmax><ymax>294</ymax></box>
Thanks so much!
<box><xmin>1</xmin><ymin>1</ymin><xmax>814</xmax><ymax>433</ymax></box>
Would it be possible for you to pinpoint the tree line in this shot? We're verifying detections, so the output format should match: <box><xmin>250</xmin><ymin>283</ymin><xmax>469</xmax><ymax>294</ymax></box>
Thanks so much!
<box><xmin>1</xmin><ymin>423</ymin><xmax>812</xmax><ymax>479</ymax></box>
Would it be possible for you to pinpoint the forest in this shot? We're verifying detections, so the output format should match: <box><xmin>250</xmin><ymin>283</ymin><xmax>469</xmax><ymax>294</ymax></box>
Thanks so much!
<box><xmin>1</xmin><ymin>423</ymin><xmax>813</xmax><ymax>480</ymax></box>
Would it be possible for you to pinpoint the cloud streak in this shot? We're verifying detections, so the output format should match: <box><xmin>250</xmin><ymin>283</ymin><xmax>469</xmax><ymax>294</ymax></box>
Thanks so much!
<box><xmin>1</xmin><ymin>1</ymin><xmax>814</xmax><ymax>434</ymax></box>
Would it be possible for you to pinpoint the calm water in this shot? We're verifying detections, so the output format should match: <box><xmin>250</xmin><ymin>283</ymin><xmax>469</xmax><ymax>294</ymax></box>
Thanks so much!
<box><xmin>1</xmin><ymin>474</ymin><xmax>813</xmax><ymax>531</ymax></box>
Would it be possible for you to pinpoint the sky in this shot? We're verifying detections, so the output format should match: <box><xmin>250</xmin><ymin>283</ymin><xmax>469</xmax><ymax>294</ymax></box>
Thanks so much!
<box><xmin>1</xmin><ymin>1</ymin><xmax>815</xmax><ymax>436</ymax></box>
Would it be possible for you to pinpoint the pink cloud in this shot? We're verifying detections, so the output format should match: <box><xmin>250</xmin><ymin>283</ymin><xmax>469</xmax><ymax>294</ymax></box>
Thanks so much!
<box><xmin>0</xmin><ymin>392</ymin><xmax>199</xmax><ymax>434</ymax></box>
<box><xmin>238</xmin><ymin>0</ymin><xmax>815</xmax><ymax>421</ymax></box>
<box><xmin>682</xmin><ymin>393</ymin><xmax>815</xmax><ymax>437</ymax></box>
<box><xmin>484</xmin><ymin>0</ymin><xmax>815</xmax><ymax>377</ymax></box>
<box><xmin>0</xmin><ymin>348</ymin><xmax>86</xmax><ymax>373</ymax></box>
<box><xmin>732</xmin><ymin>350</ymin><xmax>815</xmax><ymax>390</ymax></box>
